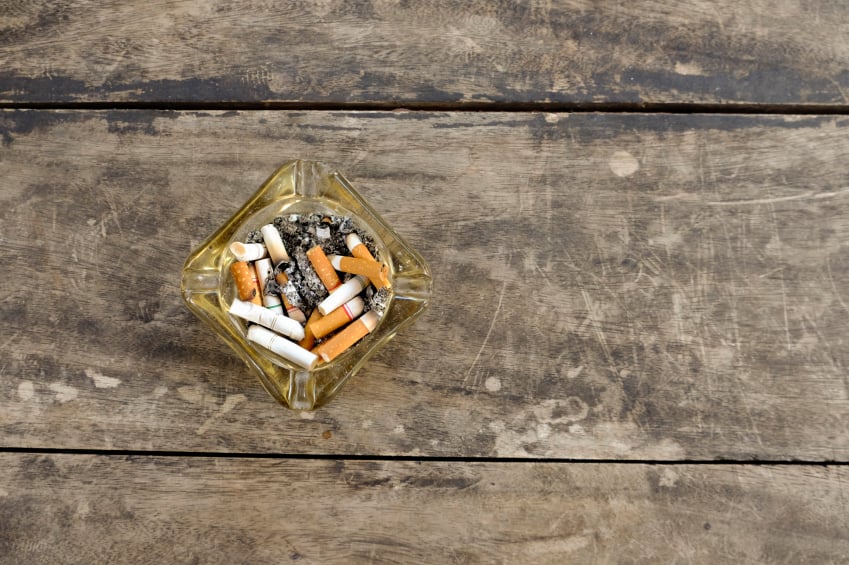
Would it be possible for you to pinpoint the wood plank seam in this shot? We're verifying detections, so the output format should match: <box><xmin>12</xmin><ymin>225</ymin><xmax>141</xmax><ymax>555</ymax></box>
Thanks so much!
<box><xmin>0</xmin><ymin>447</ymin><xmax>844</xmax><ymax>467</ymax></box>
<box><xmin>3</xmin><ymin>101</ymin><xmax>849</xmax><ymax>115</ymax></box>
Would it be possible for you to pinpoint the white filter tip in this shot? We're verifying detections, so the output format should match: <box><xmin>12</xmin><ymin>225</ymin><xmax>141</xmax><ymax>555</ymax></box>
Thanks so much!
<box><xmin>345</xmin><ymin>233</ymin><xmax>363</xmax><ymax>252</ymax></box>
<box><xmin>229</xmin><ymin>242</ymin><xmax>267</xmax><ymax>262</ymax></box>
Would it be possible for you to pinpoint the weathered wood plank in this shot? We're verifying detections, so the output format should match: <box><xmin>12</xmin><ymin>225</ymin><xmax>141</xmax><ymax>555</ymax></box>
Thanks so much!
<box><xmin>2</xmin><ymin>1</ymin><xmax>849</xmax><ymax>106</ymax></box>
<box><xmin>1</xmin><ymin>110</ymin><xmax>848</xmax><ymax>459</ymax></box>
<box><xmin>1</xmin><ymin>454</ymin><xmax>847</xmax><ymax>564</ymax></box>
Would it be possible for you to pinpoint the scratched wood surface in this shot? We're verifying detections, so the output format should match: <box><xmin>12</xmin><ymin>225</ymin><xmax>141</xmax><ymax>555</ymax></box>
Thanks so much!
<box><xmin>3</xmin><ymin>0</ymin><xmax>849</xmax><ymax>106</ymax></box>
<box><xmin>1</xmin><ymin>109</ymin><xmax>848</xmax><ymax>460</ymax></box>
<box><xmin>1</xmin><ymin>454</ymin><xmax>847</xmax><ymax>564</ymax></box>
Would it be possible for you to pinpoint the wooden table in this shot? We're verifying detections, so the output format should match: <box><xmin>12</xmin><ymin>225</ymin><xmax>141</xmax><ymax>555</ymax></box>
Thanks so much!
<box><xmin>2</xmin><ymin>2</ymin><xmax>849</xmax><ymax>562</ymax></box>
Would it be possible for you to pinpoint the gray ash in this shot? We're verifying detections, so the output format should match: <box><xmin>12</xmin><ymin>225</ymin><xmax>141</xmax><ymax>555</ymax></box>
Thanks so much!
<box><xmin>337</xmin><ymin>216</ymin><xmax>355</xmax><ymax>234</ymax></box>
<box><xmin>281</xmin><ymin>280</ymin><xmax>306</xmax><ymax>310</ymax></box>
<box><xmin>263</xmin><ymin>277</ymin><xmax>284</xmax><ymax>296</ymax></box>
<box><xmin>292</xmin><ymin>248</ymin><xmax>329</xmax><ymax>305</ymax></box>
<box><xmin>365</xmin><ymin>286</ymin><xmax>390</xmax><ymax>317</ymax></box>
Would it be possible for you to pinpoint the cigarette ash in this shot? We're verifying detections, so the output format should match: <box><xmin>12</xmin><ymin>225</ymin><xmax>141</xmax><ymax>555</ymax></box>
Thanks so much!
<box><xmin>364</xmin><ymin>285</ymin><xmax>390</xmax><ymax>316</ymax></box>
<box><xmin>247</xmin><ymin>214</ymin><xmax>384</xmax><ymax>318</ymax></box>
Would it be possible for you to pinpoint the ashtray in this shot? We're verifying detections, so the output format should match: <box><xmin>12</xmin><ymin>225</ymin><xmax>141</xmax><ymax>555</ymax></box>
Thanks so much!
<box><xmin>181</xmin><ymin>160</ymin><xmax>432</xmax><ymax>410</ymax></box>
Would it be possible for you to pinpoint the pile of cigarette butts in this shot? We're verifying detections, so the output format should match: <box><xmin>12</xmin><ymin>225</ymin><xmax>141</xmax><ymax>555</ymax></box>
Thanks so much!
<box><xmin>228</xmin><ymin>215</ymin><xmax>390</xmax><ymax>371</ymax></box>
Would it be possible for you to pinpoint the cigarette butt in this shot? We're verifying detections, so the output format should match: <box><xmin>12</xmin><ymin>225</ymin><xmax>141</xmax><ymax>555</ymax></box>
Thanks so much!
<box><xmin>229</xmin><ymin>242</ymin><xmax>267</xmax><ymax>262</ymax></box>
<box><xmin>328</xmin><ymin>255</ymin><xmax>390</xmax><ymax>289</ymax></box>
<box><xmin>317</xmin><ymin>275</ymin><xmax>368</xmax><ymax>316</ymax></box>
<box><xmin>309</xmin><ymin>296</ymin><xmax>365</xmax><ymax>339</ymax></box>
<box><xmin>229</xmin><ymin>299</ymin><xmax>305</xmax><ymax>341</ymax></box>
<box><xmin>298</xmin><ymin>308</ymin><xmax>322</xmax><ymax>350</ymax></box>
<box><xmin>345</xmin><ymin>233</ymin><xmax>376</xmax><ymax>262</ymax></box>
<box><xmin>247</xmin><ymin>325</ymin><xmax>317</xmax><ymax>370</ymax></box>
<box><xmin>306</xmin><ymin>245</ymin><xmax>342</xmax><ymax>292</ymax></box>
<box><xmin>315</xmin><ymin>225</ymin><xmax>331</xmax><ymax>240</ymax></box>
<box><xmin>260</xmin><ymin>224</ymin><xmax>290</xmax><ymax>265</ymax></box>
<box><xmin>274</xmin><ymin>272</ymin><xmax>307</xmax><ymax>324</ymax></box>
<box><xmin>230</xmin><ymin>261</ymin><xmax>263</xmax><ymax>305</ymax></box>
<box><xmin>254</xmin><ymin>258</ymin><xmax>284</xmax><ymax>313</ymax></box>
<box><xmin>313</xmin><ymin>311</ymin><xmax>379</xmax><ymax>363</ymax></box>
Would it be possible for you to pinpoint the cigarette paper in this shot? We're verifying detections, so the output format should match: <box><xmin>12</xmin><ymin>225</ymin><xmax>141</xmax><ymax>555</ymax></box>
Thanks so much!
<box><xmin>254</xmin><ymin>258</ymin><xmax>283</xmax><ymax>313</ymax></box>
<box><xmin>328</xmin><ymin>255</ymin><xmax>390</xmax><ymax>289</ymax></box>
<box><xmin>298</xmin><ymin>308</ymin><xmax>322</xmax><ymax>350</ymax></box>
<box><xmin>229</xmin><ymin>299</ymin><xmax>305</xmax><ymax>341</ymax></box>
<box><xmin>308</xmin><ymin>296</ymin><xmax>365</xmax><ymax>339</ymax></box>
<box><xmin>313</xmin><ymin>311</ymin><xmax>379</xmax><ymax>363</ymax></box>
<box><xmin>260</xmin><ymin>224</ymin><xmax>290</xmax><ymax>265</ymax></box>
<box><xmin>317</xmin><ymin>275</ymin><xmax>368</xmax><ymax>316</ymax></box>
<box><xmin>230</xmin><ymin>261</ymin><xmax>263</xmax><ymax>305</ymax></box>
<box><xmin>247</xmin><ymin>325</ymin><xmax>317</xmax><ymax>370</ymax></box>
<box><xmin>345</xmin><ymin>233</ymin><xmax>376</xmax><ymax>262</ymax></box>
<box><xmin>306</xmin><ymin>245</ymin><xmax>342</xmax><ymax>292</ymax></box>
<box><xmin>315</xmin><ymin>225</ymin><xmax>331</xmax><ymax>240</ymax></box>
<box><xmin>274</xmin><ymin>272</ymin><xmax>307</xmax><ymax>324</ymax></box>
<box><xmin>229</xmin><ymin>242</ymin><xmax>267</xmax><ymax>262</ymax></box>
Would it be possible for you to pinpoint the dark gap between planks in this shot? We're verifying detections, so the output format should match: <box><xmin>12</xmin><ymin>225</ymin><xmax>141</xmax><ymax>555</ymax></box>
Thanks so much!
<box><xmin>3</xmin><ymin>101</ymin><xmax>849</xmax><ymax>115</ymax></box>
<box><xmin>1</xmin><ymin>447</ymin><xmax>846</xmax><ymax>466</ymax></box>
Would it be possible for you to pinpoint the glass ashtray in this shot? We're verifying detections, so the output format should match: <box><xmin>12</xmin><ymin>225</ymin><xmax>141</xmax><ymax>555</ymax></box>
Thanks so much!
<box><xmin>181</xmin><ymin>160</ymin><xmax>432</xmax><ymax>410</ymax></box>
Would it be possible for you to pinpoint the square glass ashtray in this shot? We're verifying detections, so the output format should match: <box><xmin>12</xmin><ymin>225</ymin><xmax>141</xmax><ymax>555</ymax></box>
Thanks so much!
<box><xmin>181</xmin><ymin>160</ymin><xmax>432</xmax><ymax>410</ymax></box>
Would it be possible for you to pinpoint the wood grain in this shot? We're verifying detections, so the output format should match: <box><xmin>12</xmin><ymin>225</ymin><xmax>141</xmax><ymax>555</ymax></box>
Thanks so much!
<box><xmin>2</xmin><ymin>0</ymin><xmax>849</xmax><ymax>106</ymax></box>
<box><xmin>1</xmin><ymin>110</ymin><xmax>848</xmax><ymax>460</ymax></box>
<box><xmin>1</xmin><ymin>454</ymin><xmax>847</xmax><ymax>564</ymax></box>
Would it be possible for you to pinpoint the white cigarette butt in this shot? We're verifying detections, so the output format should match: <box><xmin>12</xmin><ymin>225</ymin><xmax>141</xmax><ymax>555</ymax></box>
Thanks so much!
<box><xmin>254</xmin><ymin>258</ymin><xmax>283</xmax><ymax>312</ymax></box>
<box><xmin>229</xmin><ymin>299</ymin><xmax>305</xmax><ymax>341</ymax></box>
<box><xmin>316</xmin><ymin>225</ymin><xmax>331</xmax><ymax>240</ymax></box>
<box><xmin>260</xmin><ymin>224</ymin><xmax>290</xmax><ymax>264</ymax></box>
<box><xmin>229</xmin><ymin>242</ymin><xmax>267</xmax><ymax>262</ymax></box>
<box><xmin>247</xmin><ymin>325</ymin><xmax>318</xmax><ymax>370</ymax></box>
<box><xmin>317</xmin><ymin>275</ymin><xmax>368</xmax><ymax>316</ymax></box>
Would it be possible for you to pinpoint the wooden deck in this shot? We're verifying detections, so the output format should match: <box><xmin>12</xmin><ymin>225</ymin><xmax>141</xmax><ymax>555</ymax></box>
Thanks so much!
<box><xmin>1</xmin><ymin>2</ymin><xmax>848</xmax><ymax>563</ymax></box>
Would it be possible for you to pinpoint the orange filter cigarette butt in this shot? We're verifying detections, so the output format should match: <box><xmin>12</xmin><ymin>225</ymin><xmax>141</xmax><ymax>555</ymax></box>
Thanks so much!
<box><xmin>306</xmin><ymin>245</ymin><xmax>342</xmax><ymax>292</ymax></box>
<box><xmin>298</xmin><ymin>308</ymin><xmax>322</xmax><ymax>350</ymax></box>
<box><xmin>308</xmin><ymin>296</ymin><xmax>365</xmax><ymax>339</ymax></box>
<box><xmin>345</xmin><ymin>233</ymin><xmax>375</xmax><ymax>261</ymax></box>
<box><xmin>313</xmin><ymin>311</ymin><xmax>379</xmax><ymax>364</ymax></box>
<box><xmin>230</xmin><ymin>261</ymin><xmax>262</xmax><ymax>305</ymax></box>
<box><xmin>328</xmin><ymin>255</ymin><xmax>390</xmax><ymax>289</ymax></box>
<box><xmin>274</xmin><ymin>272</ymin><xmax>307</xmax><ymax>324</ymax></box>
